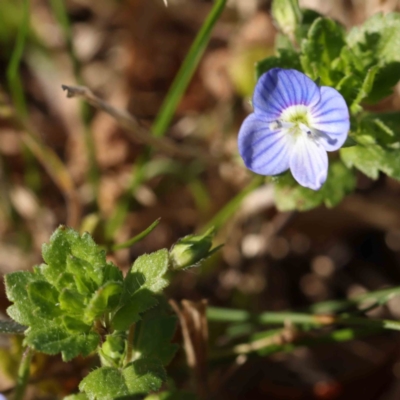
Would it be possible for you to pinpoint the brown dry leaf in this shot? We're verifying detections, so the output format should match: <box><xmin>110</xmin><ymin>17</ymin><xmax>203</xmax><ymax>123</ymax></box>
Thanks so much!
<box><xmin>170</xmin><ymin>299</ymin><xmax>209</xmax><ymax>399</ymax></box>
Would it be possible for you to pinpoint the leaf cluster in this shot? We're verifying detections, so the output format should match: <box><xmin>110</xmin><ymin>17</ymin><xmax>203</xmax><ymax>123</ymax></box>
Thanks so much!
<box><xmin>256</xmin><ymin>0</ymin><xmax>400</xmax><ymax>211</ymax></box>
<box><xmin>5</xmin><ymin>225</ymin><xmax>219</xmax><ymax>399</ymax></box>
<box><xmin>4</xmin><ymin>226</ymin><xmax>174</xmax><ymax>398</ymax></box>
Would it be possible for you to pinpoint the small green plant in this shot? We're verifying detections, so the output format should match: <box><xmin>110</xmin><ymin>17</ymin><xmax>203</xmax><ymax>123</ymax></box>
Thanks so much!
<box><xmin>4</xmin><ymin>225</ymin><xmax>218</xmax><ymax>399</ymax></box>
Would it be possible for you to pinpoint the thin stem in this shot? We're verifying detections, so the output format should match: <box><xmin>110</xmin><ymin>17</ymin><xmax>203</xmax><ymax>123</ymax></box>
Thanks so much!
<box><xmin>112</xmin><ymin>219</ymin><xmax>160</xmax><ymax>251</ymax></box>
<box><xmin>207</xmin><ymin>304</ymin><xmax>400</xmax><ymax>332</ymax></box>
<box><xmin>6</xmin><ymin>0</ymin><xmax>29</xmax><ymax>118</ymax></box>
<box><xmin>209</xmin><ymin>326</ymin><xmax>383</xmax><ymax>361</ymax></box>
<box><xmin>105</xmin><ymin>0</ymin><xmax>227</xmax><ymax>239</ymax></box>
<box><xmin>125</xmin><ymin>324</ymin><xmax>135</xmax><ymax>365</ymax></box>
<box><xmin>13</xmin><ymin>347</ymin><xmax>33</xmax><ymax>400</ymax></box>
<box><xmin>207</xmin><ymin>285</ymin><xmax>400</xmax><ymax>324</ymax></box>
<box><xmin>200</xmin><ymin>176</ymin><xmax>264</xmax><ymax>233</ymax></box>
<box><xmin>152</xmin><ymin>0</ymin><xmax>227</xmax><ymax>137</ymax></box>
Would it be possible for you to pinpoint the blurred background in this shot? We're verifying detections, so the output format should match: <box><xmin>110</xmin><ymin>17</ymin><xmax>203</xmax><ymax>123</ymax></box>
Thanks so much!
<box><xmin>2</xmin><ymin>0</ymin><xmax>400</xmax><ymax>398</ymax></box>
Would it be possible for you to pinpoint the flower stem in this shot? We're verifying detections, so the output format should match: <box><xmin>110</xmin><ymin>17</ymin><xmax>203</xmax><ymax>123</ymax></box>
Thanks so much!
<box><xmin>105</xmin><ymin>0</ymin><xmax>227</xmax><ymax>239</ymax></box>
<box><xmin>151</xmin><ymin>0</ymin><xmax>227</xmax><ymax>137</ymax></box>
<box><xmin>13</xmin><ymin>347</ymin><xmax>33</xmax><ymax>400</ymax></box>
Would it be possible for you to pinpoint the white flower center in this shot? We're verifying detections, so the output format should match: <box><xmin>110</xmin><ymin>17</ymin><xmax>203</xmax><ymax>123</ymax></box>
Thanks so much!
<box><xmin>269</xmin><ymin>105</ymin><xmax>323</xmax><ymax>143</ymax></box>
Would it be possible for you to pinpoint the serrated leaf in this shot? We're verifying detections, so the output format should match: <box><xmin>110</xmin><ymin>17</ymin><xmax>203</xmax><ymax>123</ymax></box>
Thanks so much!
<box><xmin>128</xmin><ymin>249</ymin><xmax>169</xmax><ymax>293</ymax></box>
<box><xmin>133</xmin><ymin>311</ymin><xmax>178</xmax><ymax>366</ymax></box>
<box><xmin>59</xmin><ymin>288</ymin><xmax>87</xmax><ymax>317</ymax></box>
<box><xmin>67</xmin><ymin>256</ymin><xmax>98</xmax><ymax>295</ymax></box>
<box><xmin>25</xmin><ymin>325</ymin><xmax>99</xmax><ymax>361</ymax></box>
<box><xmin>341</xmin><ymin>143</ymin><xmax>400</xmax><ymax>180</ymax></box>
<box><xmin>79</xmin><ymin>359</ymin><xmax>166</xmax><ymax>400</ymax></box>
<box><xmin>42</xmin><ymin>226</ymin><xmax>107</xmax><ymax>288</ymax></box>
<box><xmin>41</xmin><ymin>226</ymin><xmax>73</xmax><ymax>285</ymax></box>
<box><xmin>62</xmin><ymin>316</ymin><xmax>91</xmax><ymax>334</ymax></box>
<box><xmin>341</xmin><ymin>112</ymin><xmax>400</xmax><ymax>180</ymax></box>
<box><xmin>70</xmin><ymin>231</ymin><xmax>106</xmax><ymax>286</ymax></box>
<box><xmin>84</xmin><ymin>281</ymin><xmax>123</xmax><ymax>322</ymax></box>
<box><xmin>5</xmin><ymin>271</ymin><xmax>42</xmax><ymax>325</ymax></box>
<box><xmin>346</xmin><ymin>12</ymin><xmax>400</xmax><ymax>102</ymax></box>
<box><xmin>300</xmin><ymin>17</ymin><xmax>346</xmax><ymax>85</ymax></box>
<box><xmin>274</xmin><ymin>161</ymin><xmax>356</xmax><ymax>211</ymax></box>
<box><xmin>27</xmin><ymin>281</ymin><xmax>61</xmax><ymax>319</ymax></box>
<box><xmin>112</xmin><ymin>290</ymin><xmax>158</xmax><ymax>331</ymax></box>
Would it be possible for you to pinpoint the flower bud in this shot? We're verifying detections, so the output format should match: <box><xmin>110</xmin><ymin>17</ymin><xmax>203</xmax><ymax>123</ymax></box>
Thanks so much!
<box><xmin>169</xmin><ymin>227</ymin><xmax>219</xmax><ymax>270</ymax></box>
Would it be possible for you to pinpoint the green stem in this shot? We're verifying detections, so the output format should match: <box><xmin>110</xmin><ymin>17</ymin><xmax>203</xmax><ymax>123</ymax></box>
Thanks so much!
<box><xmin>207</xmin><ymin>285</ymin><xmax>400</xmax><ymax>324</ymax></box>
<box><xmin>13</xmin><ymin>347</ymin><xmax>33</xmax><ymax>400</ymax></box>
<box><xmin>112</xmin><ymin>219</ymin><xmax>160</xmax><ymax>251</ymax></box>
<box><xmin>209</xmin><ymin>326</ymin><xmax>383</xmax><ymax>361</ymax></box>
<box><xmin>207</xmin><ymin>305</ymin><xmax>400</xmax><ymax>332</ymax></box>
<box><xmin>6</xmin><ymin>0</ymin><xmax>29</xmax><ymax>118</ymax></box>
<box><xmin>201</xmin><ymin>176</ymin><xmax>264</xmax><ymax>232</ymax></box>
<box><xmin>105</xmin><ymin>0</ymin><xmax>227</xmax><ymax>239</ymax></box>
<box><xmin>152</xmin><ymin>0</ymin><xmax>227</xmax><ymax>137</ymax></box>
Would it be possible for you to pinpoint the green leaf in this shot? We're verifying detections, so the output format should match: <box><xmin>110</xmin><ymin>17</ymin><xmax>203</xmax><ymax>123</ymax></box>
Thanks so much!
<box><xmin>350</xmin><ymin>66</ymin><xmax>379</xmax><ymax>114</ymax></box>
<box><xmin>27</xmin><ymin>281</ymin><xmax>61</xmax><ymax>319</ymax></box>
<box><xmin>62</xmin><ymin>316</ymin><xmax>92</xmax><ymax>334</ymax></box>
<box><xmin>341</xmin><ymin>143</ymin><xmax>400</xmax><ymax>180</ymax></box>
<box><xmin>112</xmin><ymin>290</ymin><xmax>158</xmax><ymax>332</ymax></box>
<box><xmin>79</xmin><ymin>359</ymin><xmax>166</xmax><ymax>399</ymax></box>
<box><xmin>111</xmin><ymin>250</ymin><xmax>170</xmax><ymax>330</ymax></box>
<box><xmin>25</xmin><ymin>325</ymin><xmax>99</xmax><ymax>361</ymax></box>
<box><xmin>300</xmin><ymin>17</ymin><xmax>346</xmax><ymax>85</ymax></box>
<box><xmin>346</xmin><ymin>12</ymin><xmax>400</xmax><ymax>102</ymax></box>
<box><xmin>133</xmin><ymin>306</ymin><xmax>178</xmax><ymax>366</ymax></box>
<box><xmin>256</xmin><ymin>48</ymin><xmax>301</xmax><ymax>80</ymax></box>
<box><xmin>127</xmin><ymin>249</ymin><xmax>170</xmax><ymax>293</ymax></box>
<box><xmin>5</xmin><ymin>271</ymin><xmax>41</xmax><ymax>325</ymax></box>
<box><xmin>59</xmin><ymin>288</ymin><xmax>87</xmax><ymax>317</ymax></box>
<box><xmin>271</xmin><ymin>0</ymin><xmax>302</xmax><ymax>38</ymax></box>
<box><xmin>42</xmin><ymin>226</ymin><xmax>107</xmax><ymax>289</ymax></box>
<box><xmin>84</xmin><ymin>281</ymin><xmax>123</xmax><ymax>322</ymax></box>
<box><xmin>341</xmin><ymin>112</ymin><xmax>400</xmax><ymax>180</ymax></box>
<box><xmin>274</xmin><ymin>160</ymin><xmax>356</xmax><ymax>211</ymax></box>
<box><xmin>103</xmin><ymin>262</ymin><xmax>124</xmax><ymax>283</ymax></box>
<box><xmin>66</xmin><ymin>255</ymin><xmax>97</xmax><ymax>295</ymax></box>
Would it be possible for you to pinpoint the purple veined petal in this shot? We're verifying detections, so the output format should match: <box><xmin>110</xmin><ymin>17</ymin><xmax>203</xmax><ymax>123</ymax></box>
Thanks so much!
<box><xmin>289</xmin><ymin>133</ymin><xmax>328</xmax><ymax>190</ymax></box>
<box><xmin>238</xmin><ymin>113</ymin><xmax>293</xmax><ymax>176</ymax></box>
<box><xmin>309</xmin><ymin>86</ymin><xmax>350</xmax><ymax>151</ymax></box>
<box><xmin>253</xmin><ymin>68</ymin><xmax>321</xmax><ymax>117</ymax></box>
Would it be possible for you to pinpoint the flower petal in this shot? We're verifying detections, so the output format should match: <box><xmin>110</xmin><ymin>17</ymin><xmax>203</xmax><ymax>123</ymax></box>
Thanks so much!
<box><xmin>253</xmin><ymin>68</ymin><xmax>321</xmax><ymax>118</ymax></box>
<box><xmin>238</xmin><ymin>113</ymin><xmax>293</xmax><ymax>176</ymax></box>
<box><xmin>309</xmin><ymin>86</ymin><xmax>350</xmax><ymax>151</ymax></box>
<box><xmin>290</xmin><ymin>133</ymin><xmax>328</xmax><ymax>190</ymax></box>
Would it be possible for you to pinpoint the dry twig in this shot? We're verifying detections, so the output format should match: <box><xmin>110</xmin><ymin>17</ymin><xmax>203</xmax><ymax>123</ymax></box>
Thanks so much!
<box><xmin>62</xmin><ymin>85</ymin><xmax>217</xmax><ymax>164</ymax></box>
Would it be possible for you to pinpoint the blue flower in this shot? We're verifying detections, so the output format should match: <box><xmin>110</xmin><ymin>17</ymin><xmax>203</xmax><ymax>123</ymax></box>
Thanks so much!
<box><xmin>238</xmin><ymin>68</ymin><xmax>350</xmax><ymax>190</ymax></box>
